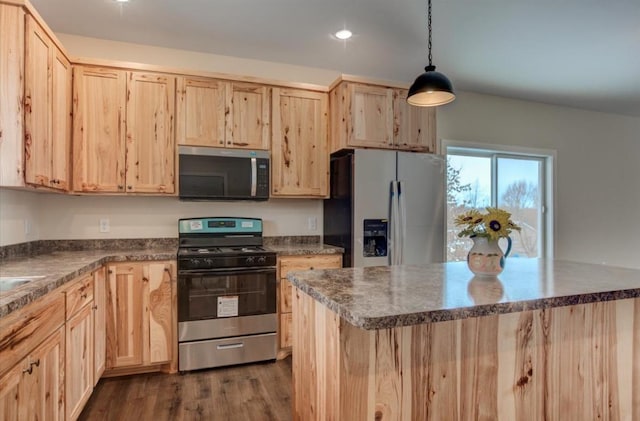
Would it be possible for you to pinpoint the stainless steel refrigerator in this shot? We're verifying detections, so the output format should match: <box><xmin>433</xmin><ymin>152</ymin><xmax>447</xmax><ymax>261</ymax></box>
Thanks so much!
<box><xmin>323</xmin><ymin>149</ymin><xmax>445</xmax><ymax>267</ymax></box>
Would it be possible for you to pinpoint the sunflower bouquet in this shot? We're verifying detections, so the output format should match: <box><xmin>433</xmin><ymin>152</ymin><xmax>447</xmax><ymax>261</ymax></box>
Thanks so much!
<box><xmin>454</xmin><ymin>207</ymin><xmax>521</xmax><ymax>241</ymax></box>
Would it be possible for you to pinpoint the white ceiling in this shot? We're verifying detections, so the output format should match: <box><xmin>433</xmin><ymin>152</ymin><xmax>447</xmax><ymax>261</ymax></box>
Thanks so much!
<box><xmin>31</xmin><ymin>0</ymin><xmax>640</xmax><ymax>117</ymax></box>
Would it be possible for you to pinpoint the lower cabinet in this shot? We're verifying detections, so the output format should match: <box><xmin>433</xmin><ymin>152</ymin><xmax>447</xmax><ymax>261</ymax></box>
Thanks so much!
<box><xmin>277</xmin><ymin>254</ymin><xmax>342</xmax><ymax>357</ymax></box>
<box><xmin>64</xmin><ymin>271</ymin><xmax>95</xmax><ymax>421</ymax></box>
<box><xmin>0</xmin><ymin>260</ymin><xmax>173</xmax><ymax>421</ymax></box>
<box><xmin>0</xmin><ymin>326</ymin><xmax>65</xmax><ymax>421</ymax></box>
<box><xmin>105</xmin><ymin>261</ymin><xmax>174</xmax><ymax>372</ymax></box>
<box><xmin>93</xmin><ymin>267</ymin><xmax>106</xmax><ymax>384</ymax></box>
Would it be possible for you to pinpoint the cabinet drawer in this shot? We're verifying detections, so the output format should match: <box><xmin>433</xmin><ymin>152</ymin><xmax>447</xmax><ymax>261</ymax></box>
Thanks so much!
<box><xmin>0</xmin><ymin>292</ymin><xmax>65</xmax><ymax>378</ymax></box>
<box><xmin>280</xmin><ymin>279</ymin><xmax>293</xmax><ymax>313</ymax></box>
<box><xmin>279</xmin><ymin>313</ymin><xmax>293</xmax><ymax>349</ymax></box>
<box><xmin>65</xmin><ymin>273</ymin><xmax>94</xmax><ymax>319</ymax></box>
<box><xmin>279</xmin><ymin>255</ymin><xmax>342</xmax><ymax>279</ymax></box>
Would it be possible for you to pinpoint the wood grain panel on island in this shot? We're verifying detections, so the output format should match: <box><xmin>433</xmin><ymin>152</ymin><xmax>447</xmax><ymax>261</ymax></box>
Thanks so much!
<box><xmin>289</xmin><ymin>260</ymin><xmax>640</xmax><ymax>421</ymax></box>
<box><xmin>293</xmin><ymin>290</ymin><xmax>639</xmax><ymax>420</ymax></box>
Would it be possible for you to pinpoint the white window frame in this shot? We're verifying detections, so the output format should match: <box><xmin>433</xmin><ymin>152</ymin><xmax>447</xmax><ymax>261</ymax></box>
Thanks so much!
<box><xmin>441</xmin><ymin>139</ymin><xmax>556</xmax><ymax>259</ymax></box>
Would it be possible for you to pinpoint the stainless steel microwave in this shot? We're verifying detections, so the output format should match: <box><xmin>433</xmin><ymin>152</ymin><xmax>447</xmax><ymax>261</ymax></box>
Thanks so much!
<box><xmin>178</xmin><ymin>146</ymin><xmax>270</xmax><ymax>201</ymax></box>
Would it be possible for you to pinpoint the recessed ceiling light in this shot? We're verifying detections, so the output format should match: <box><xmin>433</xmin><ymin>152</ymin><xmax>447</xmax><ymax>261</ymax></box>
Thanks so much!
<box><xmin>335</xmin><ymin>29</ymin><xmax>353</xmax><ymax>40</ymax></box>
<box><xmin>114</xmin><ymin>0</ymin><xmax>130</xmax><ymax>3</ymax></box>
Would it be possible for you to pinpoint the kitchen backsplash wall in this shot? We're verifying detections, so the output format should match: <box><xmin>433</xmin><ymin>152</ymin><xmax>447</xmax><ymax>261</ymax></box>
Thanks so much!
<box><xmin>0</xmin><ymin>189</ymin><xmax>41</xmax><ymax>246</ymax></box>
<box><xmin>0</xmin><ymin>190</ymin><xmax>322</xmax><ymax>246</ymax></box>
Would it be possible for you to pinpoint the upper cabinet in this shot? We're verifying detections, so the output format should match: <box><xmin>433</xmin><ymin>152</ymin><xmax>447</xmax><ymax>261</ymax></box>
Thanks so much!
<box><xmin>24</xmin><ymin>15</ymin><xmax>72</xmax><ymax>191</ymax></box>
<box><xmin>125</xmin><ymin>72</ymin><xmax>175</xmax><ymax>193</ymax></box>
<box><xmin>73</xmin><ymin>66</ymin><xmax>175</xmax><ymax>194</ymax></box>
<box><xmin>176</xmin><ymin>76</ymin><xmax>270</xmax><ymax>150</ymax></box>
<box><xmin>393</xmin><ymin>88</ymin><xmax>437</xmax><ymax>153</ymax></box>
<box><xmin>330</xmin><ymin>81</ymin><xmax>436</xmax><ymax>153</ymax></box>
<box><xmin>271</xmin><ymin>87</ymin><xmax>329</xmax><ymax>198</ymax></box>
<box><xmin>0</xmin><ymin>4</ymin><xmax>25</xmax><ymax>187</ymax></box>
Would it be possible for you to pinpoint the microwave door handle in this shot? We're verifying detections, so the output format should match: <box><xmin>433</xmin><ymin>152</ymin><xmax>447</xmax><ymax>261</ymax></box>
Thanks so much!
<box><xmin>250</xmin><ymin>158</ymin><xmax>257</xmax><ymax>197</ymax></box>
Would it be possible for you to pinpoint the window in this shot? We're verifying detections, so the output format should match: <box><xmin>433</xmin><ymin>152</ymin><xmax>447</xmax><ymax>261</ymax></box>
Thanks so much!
<box><xmin>444</xmin><ymin>141</ymin><xmax>554</xmax><ymax>262</ymax></box>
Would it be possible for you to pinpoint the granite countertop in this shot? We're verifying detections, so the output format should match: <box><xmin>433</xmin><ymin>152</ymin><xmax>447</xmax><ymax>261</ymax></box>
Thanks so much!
<box><xmin>0</xmin><ymin>242</ymin><xmax>343</xmax><ymax>318</ymax></box>
<box><xmin>287</xmin><ymin>258</ymin><xmax>640</xmax><ymax>330</ymax></box>
<box><xmin>265</xmin><ymin>243</ymin><xmax>343</xmax><ymax>256</ymax></box>
<box><xmin>0</xmin><ymin>249</ymin><xmax>176</xmax><ymax>318</ymax></box>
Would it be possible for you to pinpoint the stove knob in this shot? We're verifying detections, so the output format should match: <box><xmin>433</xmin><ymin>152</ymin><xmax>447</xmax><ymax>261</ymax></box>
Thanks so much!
<box><xmin>189</xmin><ymin>259</ymin><xmax>201</xmax><ymax>268</ymax></box>
<box><xmin>204</xmin><ymin>258</ymin><xmax>213</xmax><ymax>266</ymax></box>
<box><xmin>257</xmin><ymin>256</ymin><xmax>266</xmax><ymax>264</ymax></box>
<box><xmin>245</xmin><ymin>256</ymin><xmax>255</xmax><ymax>264</ymax></box>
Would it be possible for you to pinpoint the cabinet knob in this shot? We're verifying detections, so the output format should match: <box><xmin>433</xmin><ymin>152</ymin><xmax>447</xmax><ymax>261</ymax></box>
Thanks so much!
<box><xmin>118</xmin><ymin>185</ymin><xmax>124</xmax><ymax>190</ymax></box>
<box><xmin>81</xmin><ymin>293</ymin><xmax>88</xmax><ymax>299</ymax></box>
<box><xmin>127</xmin><ymin>185</ymin><xmax>132</xmax><ymax>190</ymax></box>
<box><xmin>92</xmin><ymin>304</ymin><xmax>98</xmax><ymax>311</ymax></box>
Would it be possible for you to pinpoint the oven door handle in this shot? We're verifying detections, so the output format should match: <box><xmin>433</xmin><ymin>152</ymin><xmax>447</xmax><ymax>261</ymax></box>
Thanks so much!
<box><xmin>178</xmin><ymin>267</ymin><xmax>276</xmax><ymax>276</ymax></box>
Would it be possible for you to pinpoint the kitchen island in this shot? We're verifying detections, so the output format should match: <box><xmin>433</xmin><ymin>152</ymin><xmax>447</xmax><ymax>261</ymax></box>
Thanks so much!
<box><xmin>287</xmin><ymin>259</ymin><xmax>640</xmax><ymax>420</ymax></box>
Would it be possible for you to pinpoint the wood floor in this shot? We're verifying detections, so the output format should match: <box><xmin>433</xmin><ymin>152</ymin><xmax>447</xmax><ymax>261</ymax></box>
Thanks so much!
<box><xmin>79</xmin><ymin>357</ymin><xmax>292</xmax><ymax>421</ymax></box>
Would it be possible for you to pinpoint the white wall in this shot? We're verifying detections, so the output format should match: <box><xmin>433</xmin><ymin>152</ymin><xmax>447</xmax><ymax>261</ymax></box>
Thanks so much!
<box><xmin>0</xmin><ymin>189</ymin><xmax>41</xmax><ymax>246</ymax></box>
<box><xmin>0</xmin><ymin>189</ymin><xmax>322</xmax><ymax>245</ymax></box>
<box><xmin>58</xmin><ymin>34</ymin><xmax>340</xmax><ymax>87</ymax></box>
<box><xmin>38</xmin><ymin>194</ymin><xmax>322</xmax><ymax>239</ymax></box>
<box><xmin>438</xmin><ymin>91</ymin><xmax>640</xmax><ymax>269</ymax></box>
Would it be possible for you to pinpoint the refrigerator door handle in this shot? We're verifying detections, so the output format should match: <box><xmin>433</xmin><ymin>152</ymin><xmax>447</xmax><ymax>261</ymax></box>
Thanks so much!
<box><xmin>389</xmin><ymin>180</ymin><xmax>400</xmax><ymax>265</ymax></box>
<box><xmin>397</xmin><ymin>180</ymin><xmax>407</xmax><ymax>265</ymax></box>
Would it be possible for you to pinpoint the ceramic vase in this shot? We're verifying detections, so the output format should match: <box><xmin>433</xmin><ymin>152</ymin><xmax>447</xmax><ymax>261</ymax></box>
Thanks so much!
<box><xmin>466</xmin><ymin>236</ymin><xmax>512</xmax><ymax>277</ymax></box>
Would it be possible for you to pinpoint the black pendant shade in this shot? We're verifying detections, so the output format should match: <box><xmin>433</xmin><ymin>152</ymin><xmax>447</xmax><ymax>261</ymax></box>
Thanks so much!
<box><xmin>407</xmin><ymin>0</ymin><xmax>455</xmax><ymax>107</ymax></box>
<box><xmin>407</xmin><ymin>65</ymin><xmax>455</xmax><ymax>107</ymax></box>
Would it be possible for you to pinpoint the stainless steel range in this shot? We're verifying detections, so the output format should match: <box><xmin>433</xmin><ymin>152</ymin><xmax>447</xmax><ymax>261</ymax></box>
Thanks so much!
<box><xmin>177</xmin><ymin>217</ymin><xmax>277</xmax><ymax>371</ymax></box>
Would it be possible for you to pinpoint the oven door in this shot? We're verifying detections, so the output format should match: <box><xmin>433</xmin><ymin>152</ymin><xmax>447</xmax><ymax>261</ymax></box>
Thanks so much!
<box><xmin>178</xmin><ymin>267</ymin><xmax>276</xmax><ymax>323</ymax></box>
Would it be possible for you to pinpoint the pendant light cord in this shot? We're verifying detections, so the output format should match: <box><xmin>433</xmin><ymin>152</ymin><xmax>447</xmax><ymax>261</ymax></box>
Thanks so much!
<box><xmin>427</xmin><ymin>0</ymin><xmax>433</xmax><ymax>68</ymax></box>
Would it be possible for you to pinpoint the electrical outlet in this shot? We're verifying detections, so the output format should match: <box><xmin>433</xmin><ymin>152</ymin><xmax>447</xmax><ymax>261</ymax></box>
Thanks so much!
<box><xmin>99</xmin><ymin>218</ymin><xmax>110</xmax><ymax>233</ymax></box>
<box><xmin>24</xmin><ymin>220</ymin><xmax>31</xmax><ymax>235</ymax></box>
<box><xmin>307</xmin><ymin>216</ymin><xmax>317</xmax><ymax>231</ymax></box>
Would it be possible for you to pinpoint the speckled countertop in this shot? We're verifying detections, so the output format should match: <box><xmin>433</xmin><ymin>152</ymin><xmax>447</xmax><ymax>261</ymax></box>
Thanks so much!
<box><xmin>0</xmin><ymin>249</ymin><xmax>177</xmax><ymax>318</ymax></box>
<box><xmin>287</xmin><ymin>258</ymin><xmax>640</xmax><ymax>330</ymax></box>
<box><xmin>0</xmin><ymin>242</ymin><xmax>343</xmax><ymax>318</ymax></box>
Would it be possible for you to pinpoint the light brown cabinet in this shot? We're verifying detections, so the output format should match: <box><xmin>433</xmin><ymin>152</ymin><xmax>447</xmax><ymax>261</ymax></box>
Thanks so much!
<box><xmin>177</xmin><ymin>77</ymin><xmax>270</xmax><ymax>150</ymax></box>
<box><xmin>330</xmin><ymin>81</ymin><xmax>436</xmax><ymax>153</ymax></box>
<box><xmin>64</xmin><ymin>272</ymin><xmax>94</xmax><ymax>421</ymax></box>
<box><xmin>105</xmin><ymin>261</ymin><xmax>174</xmax><ymax>371</ymax></box>
<box><xmin>73</xmin><ymin>66</ymin><xmax>175</xmax><ymax>194</ymax></box>
<box><xmin>393</xmin><ymin>88</ymin><xmax>437</xmax><ymax>152</ymax></box>
<box><xmin>0</xmin><ymin>4</ymin><xmax>25</xmax><ymax>187</ymax></box>
<box><xmin>24</xmin><ymin>14</ymin><xmax>72</xmax><ymax>191</ymax></box>
<box><xmin>0</xmin><ymin>326</ymin><xmax>65</xmax><ymax>421</ymax></box>
<box><xmin>93</xmin><ymin>267</ymin><xmax>106</xmax><ymax>384</ymax></box>
<box><xmin>277</xmin><ymin>254</ymin><xmax>342</xmax><ymax>357</ymax></box>
<box><xmin>271</xmin><ymin>87</ymin><xmax>329</xmax><ymax>197</ymax></box>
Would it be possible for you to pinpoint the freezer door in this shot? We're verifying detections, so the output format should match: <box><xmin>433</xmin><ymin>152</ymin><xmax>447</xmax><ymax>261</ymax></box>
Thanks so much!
<box><xmin>353</xmin><ymin>149</ymin><xmax>396</xmax><ymax>267</ymax></box>
<box><xmin>396</xmin><ymin>152</ymin><xmax>445</xmax><ymax>264</ymax></box>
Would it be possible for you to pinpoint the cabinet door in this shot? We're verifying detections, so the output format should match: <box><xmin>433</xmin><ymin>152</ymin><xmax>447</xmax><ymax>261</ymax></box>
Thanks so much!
<box><xmin>271</xmin><ymin>88</ymin><xmax>329</xmax><ymax>197</ymax></box>
<box><xmin>393</xmin><ymin>88</ymin><xmax>437</xmax><ymax>153</ymax></box>
<box><xmin>348</xmin><ymin>83</ymin><xmax>394</xmax><ymax>149</ymax></box>
<box><xmin>50</xmin><ymin>49</ymin><xmax>72</xmax><ymax>189</ymax></box>
<box><xmin>0</xmin><ymin>357</ymin><xmax>24</xmax><ymax>420</ymax></box>
<box><xmin>126</xmin><ymin>72</ymin><xmax>175</xmax><ymax>193</ymax></box>
<box><xmin>0</xmin><ymin>4</ymin><xmax>25</xmax><ymax>188</ymax></box>
<box><xmin>66</xmin><ymin>304</ymin><xmax>94</xmax><ymax>421</ymax></box>
<box><xmin>24</xmin><ymin>15</ymin><xmax>52</xmax><ymax>188</ymax></box>
<box><xmin>93</xmin><ymin>267</ymin><xmax>106</xmax><ymax>384</ymax></box>
<box><xmin>176</xmin><ymin>76</ymin><xmax>226</xmax><ymax>147</ymax></box>
<box><xmin>106</xmin><ymin>263</ymin><xmax>144</xmax><ymax>368</ymax></box>
<box><xmin>18</xmin><ymin>326</ymin><xmax>65</xmax><ymax>421</ymax></box>
<box><xmin>73</xmin><ymin>66</ymin><xmax>126</xmax><ymax>192</ymax></box>
<box><xmin>144</xmin><ymin>262</ymin><xmax>173</xmax><ymax>365</ymax></box>
<box><xmin>226</xmin><ymin>82</ymin><xmax>270</xmax><ymax>150</ymax></box>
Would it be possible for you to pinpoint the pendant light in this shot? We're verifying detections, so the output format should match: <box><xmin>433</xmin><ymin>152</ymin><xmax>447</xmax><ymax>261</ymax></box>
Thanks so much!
<box><xmin>407</xmin><ymin>0</ymin><xmax>455</xmax><ymax>107</ymax></box>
